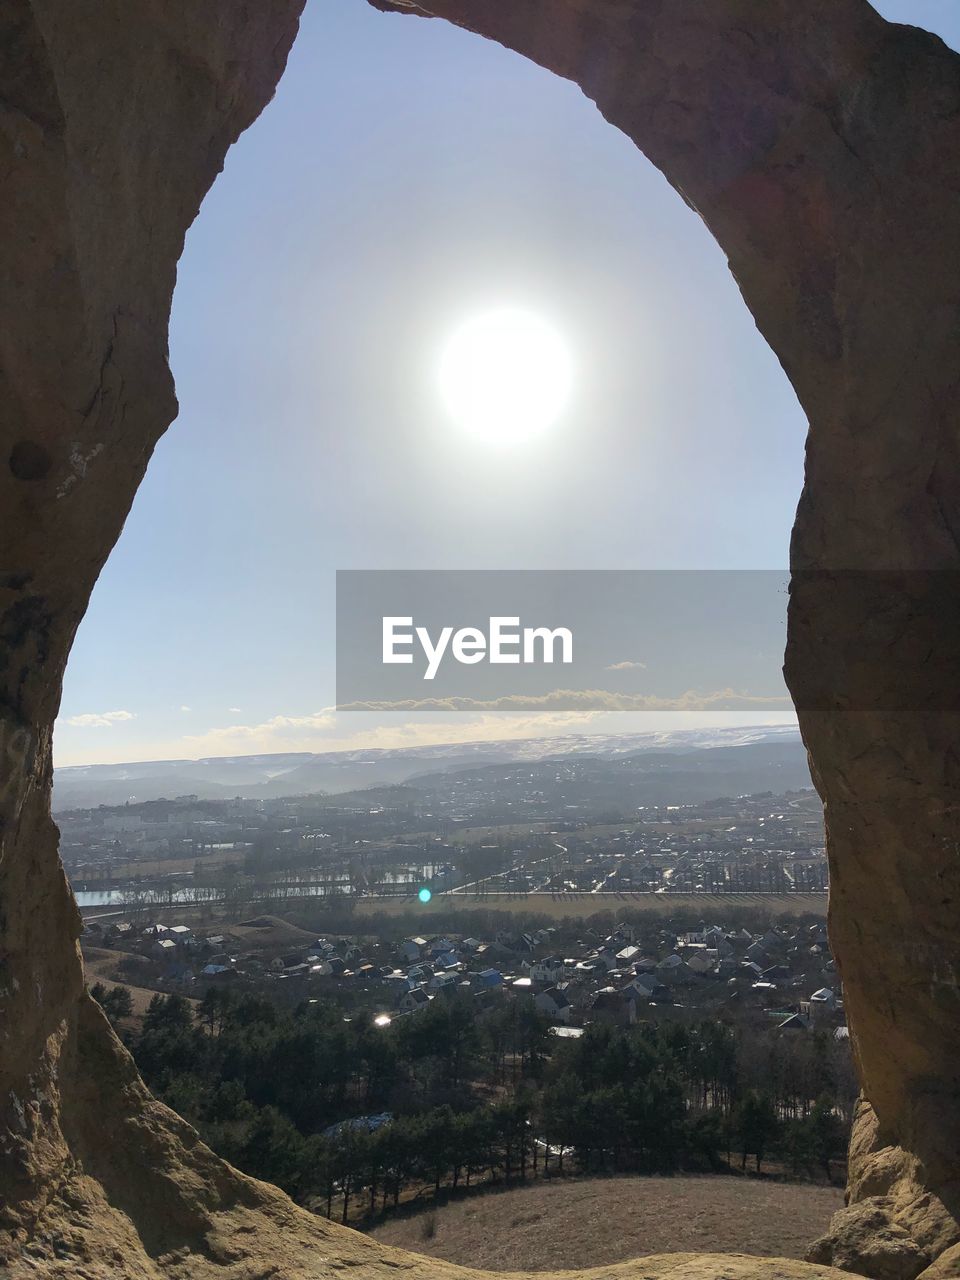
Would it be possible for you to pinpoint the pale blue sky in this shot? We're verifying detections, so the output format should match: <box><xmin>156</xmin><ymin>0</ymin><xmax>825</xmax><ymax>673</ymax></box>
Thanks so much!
<box><xmin>55</xmin><ymin>1</ymin><xmax>960</xmax><ymax>765</ymax></box>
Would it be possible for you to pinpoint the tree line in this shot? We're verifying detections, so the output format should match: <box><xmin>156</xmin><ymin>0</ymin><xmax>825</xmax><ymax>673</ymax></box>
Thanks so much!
<box><xmin>93</xmin><ymin>981</ymin><xmax>853</xmax><ymax>1223</ymax></box>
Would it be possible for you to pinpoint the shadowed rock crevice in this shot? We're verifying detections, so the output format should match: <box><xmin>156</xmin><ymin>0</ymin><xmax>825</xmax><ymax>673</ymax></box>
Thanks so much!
<box><xmin>1</xmin><ymin>2</ymin><xmax>958</xmax><ymax>1277</ymax></box>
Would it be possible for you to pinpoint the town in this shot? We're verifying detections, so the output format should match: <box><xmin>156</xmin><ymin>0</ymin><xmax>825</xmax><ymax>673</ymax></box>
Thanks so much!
<box><xmin>82</xmin><ymin>882</ymin><xmax>853</xmax><ymax>1230</ymax></box>
<box><xmin>84</xmin><ymin>900</ymin><xmax>844</xmax><ymax>1038</ymax></box>
<box><xmin>62</xmin><ymin>747</ymin><xmax>828</xmax><ymax>914</ymax></box>
<box><xmin>70</xmin><ymin>756</ymin><xmax>834</xmax><ymax>1033</ymax></box>
<box><xmin>72</xmin><ymin>753</ymin><xmax>851</xmax><ymax>1230</ymax></box>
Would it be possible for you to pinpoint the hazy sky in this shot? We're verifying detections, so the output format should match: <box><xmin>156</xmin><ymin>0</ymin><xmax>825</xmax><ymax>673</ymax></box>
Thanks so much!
<box><xmin>55</xmin><ymin>1</ymin><xmax>960</xmax><ymax>766</ymax></box>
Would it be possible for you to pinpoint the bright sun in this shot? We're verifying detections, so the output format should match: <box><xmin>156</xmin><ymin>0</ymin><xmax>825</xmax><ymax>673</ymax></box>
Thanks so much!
<box><xmin>438</xmin><ymin>307</ymin><xmax>573</xmax><ymax>446</ymax></box>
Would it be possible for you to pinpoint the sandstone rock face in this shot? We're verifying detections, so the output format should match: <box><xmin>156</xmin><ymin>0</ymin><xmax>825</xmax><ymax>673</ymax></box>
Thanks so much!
<box><xmin>1</xmin><ymin>0</ymin><xmax>959</xmax><ymax>1276</ymax></box>
<box><xmin>370</xmin><ymin>1</ymin><xmax>960</xmax><ymax>1272</ymax></box>
<box><xmin>0</xmin><ymin>0</ymin><xmax>304</xmax><ymax>1260</ymax></box>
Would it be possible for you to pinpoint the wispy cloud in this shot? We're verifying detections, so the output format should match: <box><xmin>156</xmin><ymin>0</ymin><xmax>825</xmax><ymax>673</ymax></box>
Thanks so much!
<box><xmin>180</xmin><ymin>707</ymin><xmax>606</xmax><ymax>758</ymax></box>
<box><xmin>228</xmin><ymin>706</ymin><xmax>242</xmax><ymax>713</ymax></box>
<box><xmin>606</xmin><ymin>659</ymin><xmax>647</xmax><ymax>671</ymax></box>
<box><xmin>64</xmin><ymin>710</ymin><xmax>136</xmax><ymax>729</ymax></box>
<box><xmin>181</xmin><ymin>711</ymin><xmax>337</xmax><ymax>755</ymax></box>
<box><xmin>54</xmin><ymin>705</ymin><xmax>800</xmax><ymax>767</ymax></box>
<box><xmin>180</xmin><ymin>705</ymin><xmax>192</xmax><ymax>713</ymax></box>
<box><xmin>338</xmin><ymin>688</ymin><xmax>791</xmax><ymax>714</ymax></box>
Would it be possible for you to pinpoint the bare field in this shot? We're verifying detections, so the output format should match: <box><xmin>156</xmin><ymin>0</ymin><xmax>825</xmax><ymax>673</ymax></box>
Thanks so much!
<box><xmin>355</xmin><ymin>892</ymin><xmax>827</xmax><ymax>919</ymax></box>
<box><xmin>76</xmin><ymin>849</ymin><xmax>245</xmax><ymax>881</ymax></box>
<box><xmin>81</xmin><ymin>946</ymin><xmax>196</xmax><ymax>1016</ymax></box>
<box><xmin>367</xmin><ymin>1175</ymin><xmax>842</xmax><ymax>1270</ymax></box>
<box><xmin>225</xmin><ymin>914</ymin><xmax>320</xmax><ymax>951</ymax></box>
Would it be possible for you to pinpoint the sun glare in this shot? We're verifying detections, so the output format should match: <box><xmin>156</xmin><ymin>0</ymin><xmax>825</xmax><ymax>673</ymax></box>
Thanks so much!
<box><xmin>438</xmin><ymin>307</ymin><xmax>573</xmax><ymax>446</ymax></box>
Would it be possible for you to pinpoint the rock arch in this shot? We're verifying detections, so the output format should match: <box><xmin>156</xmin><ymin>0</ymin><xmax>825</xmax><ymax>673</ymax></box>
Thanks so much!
<box><xmin>1</xmin><ymin>2</ymin><xmax>958</xmax><ymax>1276</ymax></box>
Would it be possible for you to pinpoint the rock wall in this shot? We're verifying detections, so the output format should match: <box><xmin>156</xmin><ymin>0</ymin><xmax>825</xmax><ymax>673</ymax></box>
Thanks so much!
<box><xmin>0</xmin><ymin>0</ymin><xmax>304</xmax><ymax>1254</ymax></box>
<box><xmin>1</xmin><ymin>1</ymin><xmax>958</xmax><ymax>1276</ymax></box>
<box><xmin>369</xmin><ymin>3</ymin><xmax>960</xmax><ymax>1273</ymax></box>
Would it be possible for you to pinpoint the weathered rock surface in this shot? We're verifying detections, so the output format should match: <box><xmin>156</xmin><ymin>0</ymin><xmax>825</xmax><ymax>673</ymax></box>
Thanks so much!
<box><xmin>0</xmin><ymin>0</ymin><xmax>302</xmax><ymax>1244</ymax></box>
<box><xmin>2</xmin><ymin>0</ymin><xmax>960</xmax><ymax>1277</ymax></box>
<box><xmin>7</xmin><ymin>998</ymin><xmax>850</xmax><ymax>1280</ymax></box>
<box><xmin>371</xmin><ymin>2</ymin><xmax>960</xmax><ymax>1273</ymax></box>
<box><xmin>805</xmin><ymin>1099</ymin><xmax>960</xmax><ymax>1278</ymax></box>
<box><xmin>806</xmin><ymin>1199</ymin><xmax>933</xmax><ymax>1280</ymax></box>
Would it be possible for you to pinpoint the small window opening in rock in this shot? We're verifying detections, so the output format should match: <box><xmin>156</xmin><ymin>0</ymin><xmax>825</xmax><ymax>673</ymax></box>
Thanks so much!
<box><xmin>10</xmin><ymin>440</ymin><xmax>52</xmax><ymax>481</ymax></box>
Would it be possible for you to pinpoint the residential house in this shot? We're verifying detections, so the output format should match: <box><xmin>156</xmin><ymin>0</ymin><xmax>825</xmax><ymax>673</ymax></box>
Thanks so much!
<box><xmin>535</xmin><ymin>986</ymin><xmax>572</xmax><ymax>1024</ymax></box>
<box><xmin>751</xmin><ymin>981</ymin><xmax>781</xmax><ymax>1006</ymax></box>
<box><xmin>746</xmin><ymin>941</ymin><xmax>771</xmax><ymax>966</ymax></box>
<box><xmin>589</xmin><ymin>987</ymin><xmax>637</xmax><ymax>1028</ymax></box>
<box><xmin>474</xmin><ymin>941</ymin><xmax>513</xmax><ymax>964</ymax></box>
<box><xmin>398</xmin><ymin>987</ymin><xmax>431</xmax><ymax>1013</ymax></box>
<box><xmin>778</xmin><ymin>1013</ymin><xmax>808</xmax><ymax>1033</ymax></box>
<box><xmin>399</xmin><ymin>937</ymin><xmax>427</xmax><ymax>964</ymax></box>
<box><xmin>528</xmin><ymin>956</ymin><xmax>566</xmax><ymax>984</ymax></box>
<box><xmin>656</xmin><ymin>953</ymin><xmax>694</xmax><ymax>985</ymax></box>
<box><xmin>804</xmin><ymin>987</ymin><xmax>838</xmax><ymax>1022</ymax></box>
<box><xmin>427</xmin><ymin>937</ymin><xmax>458</xmax><ymax>958</ymax></box>
<box><xmin>626</xmin><ymin>974</ymin><xmax>670</xmax><ymax>1003</ymax></box>
<box><xmin>760</xmin><ymin>964</ymin><xmax>791</xmax><ymax>984</ymax></box>
<box><xmin>152</xmin><ymin>937</ymin><xmax>177</xmax><ymax>962</ymax></box>
<box><xmin>428</xmin><ymin>972</ymin><xmax>457</xmax><ymax>993</ymax></box>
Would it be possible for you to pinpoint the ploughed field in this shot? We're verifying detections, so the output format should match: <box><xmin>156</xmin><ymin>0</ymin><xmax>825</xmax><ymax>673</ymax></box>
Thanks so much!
<box><xmin>355</xmin><ymin>892</ymin><xmax>828</xmax><ymax>919</ymax></box>
<box><xmin>367</xmin><ymin>1175</ymin><xmax>843</xmax><ymax>1270</ymax></box>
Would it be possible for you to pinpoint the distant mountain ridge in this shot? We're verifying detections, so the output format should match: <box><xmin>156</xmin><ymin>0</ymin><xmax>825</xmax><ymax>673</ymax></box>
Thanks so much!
<box><xmin>53</xmin><ymin>724</ymin><xmax>803</xmax><ymax>811</ymax></box>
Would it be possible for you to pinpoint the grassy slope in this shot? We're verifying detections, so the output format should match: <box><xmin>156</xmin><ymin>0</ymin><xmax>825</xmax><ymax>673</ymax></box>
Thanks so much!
<box><xmin>368</xmin><ymin>1175</ymin><xmax>843</xmax><ymax>1271</ymax></box>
